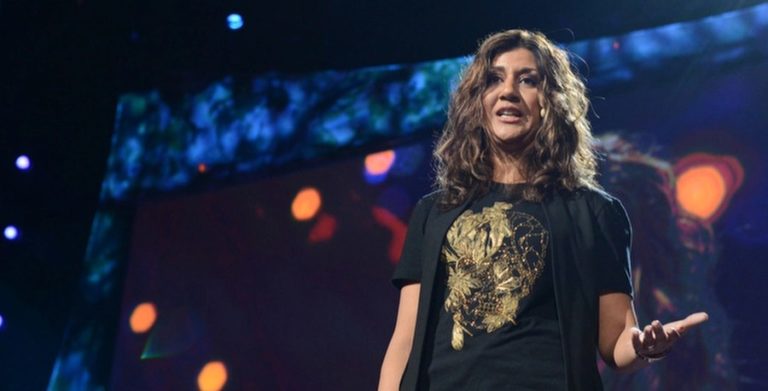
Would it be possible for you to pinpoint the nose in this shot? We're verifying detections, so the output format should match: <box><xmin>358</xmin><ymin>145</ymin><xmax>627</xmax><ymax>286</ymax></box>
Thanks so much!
<box><xmin>500</xmin><ymin>81</ymin><xmax>521</xmax><ymax>102</ymax></box>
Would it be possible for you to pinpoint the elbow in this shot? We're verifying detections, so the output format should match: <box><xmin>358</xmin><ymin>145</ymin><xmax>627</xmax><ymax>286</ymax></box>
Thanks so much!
<box><xmin>600</xmin><ymin>355</ymin><xmax>637</xmax><ymax>373</ymax></box>
<box><xmin>611</xmin><ymin>361</ymin><xmax>637</xmax><ymax>373</ymax></box>
<box><xmin>598</xmin><ymin>344</ymin><xmax>646</xmax><ymax>374</ymax></box>
<box><xmin>598</xmin><ymin>350</ymin><xmax>619</xmax><ymax>371</ymax></box>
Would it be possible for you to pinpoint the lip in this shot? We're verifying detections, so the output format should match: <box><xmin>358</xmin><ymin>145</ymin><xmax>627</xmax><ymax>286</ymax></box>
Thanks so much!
<box><xmin>495</xmin><ymin>105</ymin><xmax>524</xmax><ymax>123</ymax></box>
<box><xmin>495</xmin><ymin>107</ymin><xmax>524</xmax><ymax>124</ymax></box>
<box><xmin>496</xmin><ymin>116</ymin><xmax>523</xmax><ymax>124</ymax></box>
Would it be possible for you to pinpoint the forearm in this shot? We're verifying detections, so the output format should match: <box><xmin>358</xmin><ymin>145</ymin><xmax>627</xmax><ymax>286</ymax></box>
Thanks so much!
<box><xmin>378</xmin><ymin>341</ymin><xmax>411</xmax><ymax>391</ymax></box>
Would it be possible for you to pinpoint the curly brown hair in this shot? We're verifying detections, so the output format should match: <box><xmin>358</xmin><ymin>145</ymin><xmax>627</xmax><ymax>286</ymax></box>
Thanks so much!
<box><xmin>434</xmin><ymin>29</ymin><xmax>600</xmax><ymax>208</ymax></box>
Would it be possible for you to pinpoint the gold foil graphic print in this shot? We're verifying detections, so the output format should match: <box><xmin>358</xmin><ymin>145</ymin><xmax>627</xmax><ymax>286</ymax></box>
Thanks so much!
<box><xmin>442</xmin><ymin>202</ymin><xmax>547</xmax><ymax>350</ymax></box>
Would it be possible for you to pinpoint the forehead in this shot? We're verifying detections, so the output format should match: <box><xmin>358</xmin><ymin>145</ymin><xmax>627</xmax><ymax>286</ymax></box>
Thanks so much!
<box><xmin>490</xmin><ymin>48</ymin><xmax>539</xmax><ymax>71</ymax></box>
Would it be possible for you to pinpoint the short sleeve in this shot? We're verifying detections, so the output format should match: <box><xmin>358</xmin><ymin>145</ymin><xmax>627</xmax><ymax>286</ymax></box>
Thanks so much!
<box><xmin>391</xmin><ymin>197</ymin><xmax>430</xmax><ymax>288</ymax></box>
<box><xmin>594</xmin><ymin>196</ymin><xmax>634</xmax><ymax>297</ymax></box>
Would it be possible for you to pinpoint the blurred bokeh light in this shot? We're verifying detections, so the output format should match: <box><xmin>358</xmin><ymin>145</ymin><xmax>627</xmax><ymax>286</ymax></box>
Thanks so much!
<box><xmin>291</xmin><ymin>187</ymin><xmax>322</xmax><ymax>221</ymax></box>
<box><xmin>129</xmin><ymin>302</ymin><xmax>157</xmax><ymax>334</ymax></box>
<box><xmin>364</xmin><ymin>150</ymin><xmax>396</xmax><ymax>184</ymax></box>
<box><xmin>676</xmin><ymin>165</ymin><xmax>726</xmax><ymax>220</ymax></box>
<box><xmin>365</xmin><ymin>150</ymin><xmax>396</xmax><ymax>175</ymax></box>
<box><xmin>197</xmin><ymin>361</ymin><xmax>228</xmax><ymax>391</ymax></box>
<box><xmin>4</xmin><ymin>225</ymin><xmax>19</xmax><ymax>241</ymax></box>
<box><xmin>308</xmin><ymin>213</ymin><xmax>338</xmax><ymax>243</ymax></box>
<box><xmin>675</xmin><ymin>153</ymin><xmax>743</xmax><ymax>222</ymax></box>
<box><xmin>15</xmin><ymin>155</ymin><xmax>31</xmax><ymax>171</ymax></box>
<box><xmin>227</xmin><ymin>14</ymin><xmax>243</xmax><ymax>30</ymax></box>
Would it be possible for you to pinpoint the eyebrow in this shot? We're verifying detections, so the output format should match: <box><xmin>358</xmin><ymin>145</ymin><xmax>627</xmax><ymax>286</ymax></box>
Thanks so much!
<box><xmin>489</xmin><ymin>66</ymin><xmax>539</xmax><ymax>75</ymax></box>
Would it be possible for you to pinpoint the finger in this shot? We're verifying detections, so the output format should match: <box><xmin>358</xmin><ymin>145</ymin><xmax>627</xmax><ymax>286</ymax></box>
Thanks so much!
<box><xmin>631</xmin><ymin>327</ymin><xmax>644</xmax><ymax>354</ymax></box>
<box><xmin>683</xmin><ymin>312</ymin><xmax>709</xmax><ymax>328</ymax></box>
<box><xmin>665</xmin><ymin>325</ymin><xmax>681</xmax><ymax>344</ymax></box>
<box><xmin>643</xmin><ymin>325</ymin><xmax>655</xmax><ymax>349</ymax></box>
<box><xmin>668</xmin><ymin>312</ymin><xmax>709</xmax><ymax>335</ymax></box>
<box><xmin>651</xmin><ymin>320</ymin><xmax>669</xmax><ymax>345</ymax></box>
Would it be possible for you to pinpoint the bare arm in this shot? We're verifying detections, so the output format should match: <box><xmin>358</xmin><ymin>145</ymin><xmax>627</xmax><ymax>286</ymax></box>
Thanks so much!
<box><xmin>598</xmin><ymin>293</ymin><xmax>646</xmax><ymax>371</ymax></box>
<box><xmin>378</xmin><ymin>283</ymin><xmax>420</xmax><ymax>391</ymax></box>
<box><xmin>598</xmin><ymin>292</ymin><xmax>709</xmax><ymax>372</ymax></box>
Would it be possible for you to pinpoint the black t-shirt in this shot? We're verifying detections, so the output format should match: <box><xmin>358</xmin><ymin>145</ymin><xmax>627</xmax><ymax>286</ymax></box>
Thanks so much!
<box><xmin>392</xmin><ymin>185</ymin><xmax>634</xmax><ymax>390</ymax></box>
<box><xmin>423</xmin><ymin>184</ymin><xmax>565</xmax><ymax>390</ymax></box>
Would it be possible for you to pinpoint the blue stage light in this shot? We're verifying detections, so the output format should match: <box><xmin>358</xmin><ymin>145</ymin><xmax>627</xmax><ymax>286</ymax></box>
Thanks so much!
<box><xmin>0</xmin><ymin>314</ymin><xmax>4</xmax><ymax>329</ymax></box>
<box><xmin>4</xmin><ymin>226</ymin><xmax>19</xmax><ymax>240</ymax></box>
<box><xmin>15</xmin><ymin>155</ymin><xmax>30</xmax><ymax>171</ymax></box>
<box><xmin>227</xmin><ymin>14</ymin><xmax>243</xmax><ymax>30</ymax></box>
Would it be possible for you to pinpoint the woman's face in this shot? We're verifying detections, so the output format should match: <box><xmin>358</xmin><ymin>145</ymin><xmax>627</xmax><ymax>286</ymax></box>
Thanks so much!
<box><xmin>482</xmin><ymin>48</ymin><xmax>543</xmax><ymax>149</ymax></box>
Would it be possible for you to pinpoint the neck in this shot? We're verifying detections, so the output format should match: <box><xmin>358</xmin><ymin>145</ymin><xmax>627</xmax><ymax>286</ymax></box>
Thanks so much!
<box><xmin>491</xmin><ymin>154</ymin><xmax>526</xmax><ymax>184</ymax></box>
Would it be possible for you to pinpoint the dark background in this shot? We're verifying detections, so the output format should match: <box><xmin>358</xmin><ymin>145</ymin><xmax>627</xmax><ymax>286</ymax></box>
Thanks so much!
<box><xmin>109</xmin><ymin>151</ymin><xmax>429</xmax><ymax>390</ymax></box>
<box><xmin>1</xmin><ymin>0</ymin><xmax>767</xmax><ymax>389</ymax></box>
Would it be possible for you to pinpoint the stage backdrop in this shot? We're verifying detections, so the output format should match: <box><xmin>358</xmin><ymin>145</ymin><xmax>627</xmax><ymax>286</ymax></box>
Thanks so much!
<box><xmin>49</xmin><ymin>4</ymin><xmax>768</xmax><ymax>391</ymax></box>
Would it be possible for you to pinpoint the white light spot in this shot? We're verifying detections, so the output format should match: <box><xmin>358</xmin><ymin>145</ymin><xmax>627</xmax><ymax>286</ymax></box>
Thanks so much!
<box><xmin>4</xmin><ymin>226</ymin><xmax>19</xmax><ymax>240</ymax></box>
<box><xmin>15</xmin><ymin>155</ymin><xmax>31</xmax><ymax>171</ymax></box>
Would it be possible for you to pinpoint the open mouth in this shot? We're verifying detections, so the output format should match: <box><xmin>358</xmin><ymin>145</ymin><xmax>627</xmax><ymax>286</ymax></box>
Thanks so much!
<box><xmin>496</xmin><ymin>108</ymin><xmax>523</xmax><ymax>118</ymax></box>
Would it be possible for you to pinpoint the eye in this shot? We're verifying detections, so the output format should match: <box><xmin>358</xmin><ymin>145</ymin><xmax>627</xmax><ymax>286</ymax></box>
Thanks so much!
<box><xmin>486</xmin><ymin>73</ymin><xmax>503</xmax><ymax>85</ymax></box>
<box><xmin>519</xmin><ymin>75</ymin><xmax>540</xmax><ymax>86</ymax></box>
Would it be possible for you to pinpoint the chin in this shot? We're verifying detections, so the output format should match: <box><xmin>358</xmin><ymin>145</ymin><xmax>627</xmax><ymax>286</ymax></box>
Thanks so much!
<box><xmin>493</xmin><ymin>134</ymin><xmax>527</xmax><ymax>148</ymax></box>
<box><xmin>493</xmin><ymin>128</ymin><xmax>527</xmax><ymax>140</ymax></box>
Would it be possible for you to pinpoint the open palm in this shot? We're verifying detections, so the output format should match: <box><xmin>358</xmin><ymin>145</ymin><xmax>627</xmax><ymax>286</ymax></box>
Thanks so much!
<box><xmin>632</xmin><ymin>312</ymin><xmax>709</xmax><ymax>358</ymax></box>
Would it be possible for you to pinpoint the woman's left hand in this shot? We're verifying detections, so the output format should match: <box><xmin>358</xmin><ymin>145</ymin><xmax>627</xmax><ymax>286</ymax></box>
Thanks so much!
<box><xmin>631</xmin><ymin>312</ymin><xmax>709</xmax><ymax>360</ymax></box>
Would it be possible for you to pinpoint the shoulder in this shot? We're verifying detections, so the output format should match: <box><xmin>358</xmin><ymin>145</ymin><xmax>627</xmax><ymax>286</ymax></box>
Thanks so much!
<box><xmin>575</xmin><ymin>188</ymin><xmax>632</xmax><ymax>235</ymax></box>
<box><xmin>559</xmin><ymin>186</ymin><xmax>624</xmax><ymax>214</ymax></box>
<box><xmin>403</xmin><ymin>190</ymin><xmax>443</xmax><ymax>232</ymax></box>
<box><xmin>552</xmin><ymin>187</ymin><xmax>630</xmax><ymax>228</ymax></box>
<box><xmin>414</xmin><ymin>189</ymin><xmax>443</xmax><ymax>211</ymax></box>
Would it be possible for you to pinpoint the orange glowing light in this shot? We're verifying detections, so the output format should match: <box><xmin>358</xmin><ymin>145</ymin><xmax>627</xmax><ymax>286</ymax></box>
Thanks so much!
<box><xmin>365</xmin><ymin>150</ymin><xmax>396</xmax><ymax>175</ymax></box>
<box><xmin>198</xmin><ymin>163</ymin><xmax>208</xmax><ymax>173</ymax></box>
<box><xmin>676</xmin><ymin>165</ymin><xmax>726</xmax><ymax>220</ymax></box>
<box><xmin>129</xmin><ymin>302</ymin><xmax>157</xmax><ymax>334</ymax></box>
<box><xmin>292</xmin><ymin>187</ymin><xmax>322</xmax><ymax>221</ymax></box>
<box><xmin>197</xmin><ymin>361</ymin><xmax>228</xmax><ymax>391</ymax></box>
<box><xmin>674</xmin><ymin>153</ymin><xmax>743</xmax><ymax>223</ymax></box>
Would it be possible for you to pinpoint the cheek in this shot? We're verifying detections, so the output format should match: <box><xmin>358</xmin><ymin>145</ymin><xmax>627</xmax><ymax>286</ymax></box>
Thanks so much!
<box><xmin>482</xmin><ymin>97</ymin><xmax>495</xmax><ymax>124</ymax></box>
<box><xmin>526</xmin><ymin>94</ymin><xmax>543</xmax><ymax>123</ymax></box>
<box><xmin>482</xmin><ymin>94</ymin><xmax>494</xmax><ymax>114</ymax></box>
<box><xmin>525</xmin><ymin>92</ymin><xmax>542</xmax><ymax>111</ymax></box>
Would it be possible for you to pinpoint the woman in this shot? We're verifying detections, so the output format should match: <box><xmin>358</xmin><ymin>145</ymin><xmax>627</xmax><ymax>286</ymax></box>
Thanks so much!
<box><xmin>378</xmin><ymin>29</ymin><xmax>707</xmax><ymax>390</ymax></box>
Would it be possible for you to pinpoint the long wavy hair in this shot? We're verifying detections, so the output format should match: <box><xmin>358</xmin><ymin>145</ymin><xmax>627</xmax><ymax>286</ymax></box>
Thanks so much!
<box><xmin>434</xmin><ymin>29</ymin><xmax>600</xmax><ymax>208</ymax></box>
